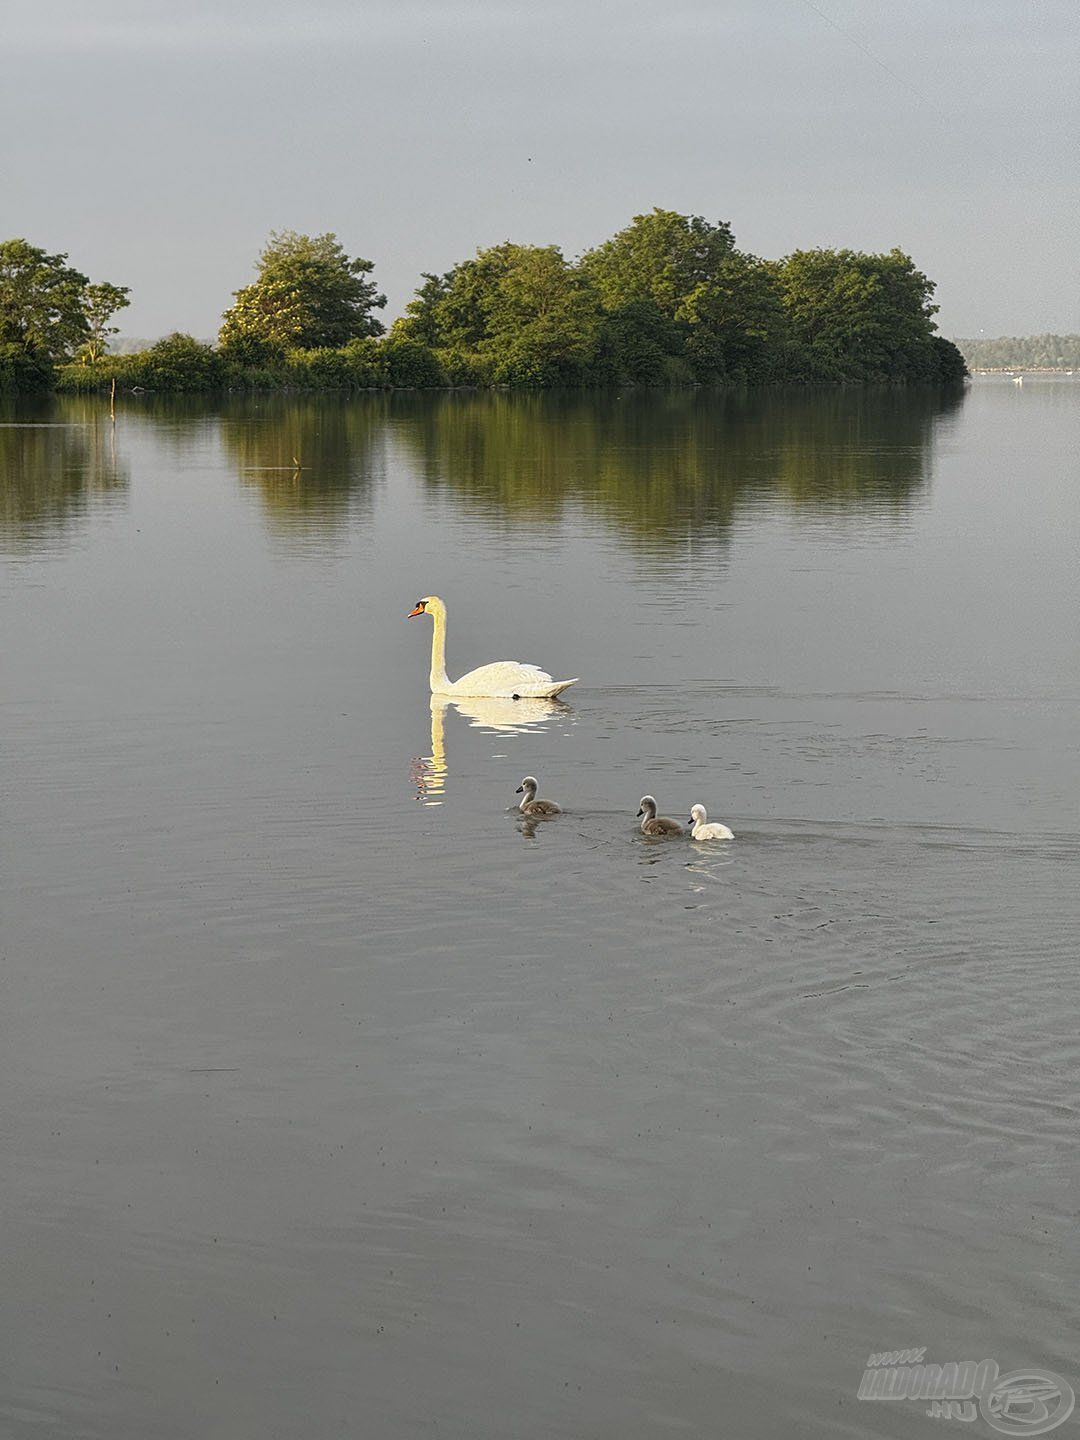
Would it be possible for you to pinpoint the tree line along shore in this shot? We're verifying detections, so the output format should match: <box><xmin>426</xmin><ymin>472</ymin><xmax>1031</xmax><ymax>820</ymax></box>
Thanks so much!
<box><xmin>1</xmin><ymin>211</ymin><xmax>967</xmax><ymax>396</ymax></box>
<box><xmin>950</xmin><ymin>334</ymin><xmax>1080</xmax><ymax>373</ymax></box>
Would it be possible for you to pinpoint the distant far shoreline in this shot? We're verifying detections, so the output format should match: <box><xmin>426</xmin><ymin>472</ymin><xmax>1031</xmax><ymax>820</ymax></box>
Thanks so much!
<box><xmin>951</xmin><ymin>334</ymin><xmax>1080</xmax><ymax>372</ymax></box>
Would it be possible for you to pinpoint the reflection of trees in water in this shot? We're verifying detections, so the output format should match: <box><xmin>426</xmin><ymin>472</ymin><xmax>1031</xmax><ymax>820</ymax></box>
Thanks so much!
<box><xmin>1</xmin><ymin>386</ymin><xmax>964</xmax><ymax>556</ymax></box>
<box><xmin>0</xmin><ymin>398</ymin><xmax>129</xmax><ymax>550</ymax></box>
<box><xmin>759</xmin><ymin>387</ymin><xmax>964</xmax><ymax>507</ymax></box>
<box><xmin>390</xmin><ymin>386</ymin><xmax>965</xmax><ymax>550</ymax></box>
<box><xmin>218</xmin><ymin>395</ymin><xmax>389</xmax><ymax>539</ymax></box>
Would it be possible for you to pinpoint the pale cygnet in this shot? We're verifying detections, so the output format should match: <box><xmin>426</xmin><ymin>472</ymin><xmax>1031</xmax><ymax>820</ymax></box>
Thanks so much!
<box><xmin>515</xmin><ymin>775</ymin><xmax>562</xmax><ymax>817</ymax></box>
<box><xmin>637</xmin><ymin>795</ymin><xmax>684</xmax><ymax>836</ymax></box>
<box><xmin>688</xmin><ymin>803</ymin><xmax>734</xmax><ymax>841</ymax></box>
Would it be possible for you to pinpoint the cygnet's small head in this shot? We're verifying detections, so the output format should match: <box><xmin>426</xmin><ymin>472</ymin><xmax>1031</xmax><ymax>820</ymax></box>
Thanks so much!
<box><xmin>637</xmin><ymin>795</ymin><xmax>657</xmax><ymax>818</ymax></box>
<box><xmin>516</xmin><ymin>776</ymin><xmax>538</xmax><ymax>795</ymax></box>
<box><xmin>689</xmin><ymin>804</ymin><xmax>707</xmax><ymax>824</ymax></box>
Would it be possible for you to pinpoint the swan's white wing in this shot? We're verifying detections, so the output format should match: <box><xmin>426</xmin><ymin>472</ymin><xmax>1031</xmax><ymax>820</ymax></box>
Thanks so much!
<box><xmin>455</xmin><ymin>660</ymin><xmax>551</xmax><ymax>687</ymax></box>
<box><xmin>446</xmin><ymin>659</ymin><xmax>577</xmax><ymax>698</ymax></box>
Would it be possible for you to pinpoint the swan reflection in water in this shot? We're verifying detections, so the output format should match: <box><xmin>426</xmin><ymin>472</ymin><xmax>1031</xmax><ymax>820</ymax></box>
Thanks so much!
<box><xmin>412</xmin><ymin>694</ymin><xmax>570</xmax><ymax>805</ymax></box>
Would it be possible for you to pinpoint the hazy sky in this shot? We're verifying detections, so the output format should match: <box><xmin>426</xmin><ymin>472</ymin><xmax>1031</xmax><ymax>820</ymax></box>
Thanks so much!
<box><xmin>2</xmin><ymin>0</ymin><xmax>1076</xmax><ymax>339</ymax></box>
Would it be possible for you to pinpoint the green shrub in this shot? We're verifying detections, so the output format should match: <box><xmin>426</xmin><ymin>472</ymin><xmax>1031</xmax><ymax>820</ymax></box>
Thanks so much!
<box><xmin>0</xmin><ymin>342</ymin><xmax>54</xmax><ymax>393</ymax></box>
<box><xmin>218</xmin><ymin>330</ymin><xmax>286</xmax><ymax>368</ymax></box>
<box><xmin>58</xmin><ymin>335</ymin><xmax>225</xmax><ymax>393</ymax></box>
<box><xmin>382</xmin><ymin>338</ymin><xmax>444</xmax><ymax>388</ymax></box>
<box><xmin>139</xmin><ymin>333</ymin><xmax>225</xmax><ymax>390</ymax></box>
<box><xmin>221</xmin><ymin>360</ymin><xmax>284</xmax><ymax>391</ymax></box>
<box><xmin>284</xmin><ymin>347</ymin><xmax>355</xmax><ymax>389</ymax></box>
<box><xmin>341</xmin><ymin>337</ymin><xmax>388</xmax><ymax>387</ymax></box>
<box><xmin>55</xmin><ymin>354</ymin><xmax>127</xmax><ymax>393</ymax></box>
<box><xmin>435</xmin><ymin>345</ymin><xmax>489</xmax><ymax>387</ymax></box>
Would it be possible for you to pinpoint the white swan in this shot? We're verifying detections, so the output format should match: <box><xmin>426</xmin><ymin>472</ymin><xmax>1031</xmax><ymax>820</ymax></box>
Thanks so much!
<box><xmin>688</xmin><ymin>804</ymin><xmax>734</xmax><ymax>841</ymax></box>
<box><xmin>408</xmin><ymin>596</ymin><xmax>578</xmax><ymax>699</ymax></box>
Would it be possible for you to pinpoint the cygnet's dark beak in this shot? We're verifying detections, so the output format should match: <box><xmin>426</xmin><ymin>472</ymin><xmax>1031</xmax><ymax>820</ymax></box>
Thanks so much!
<box><xmin>636</xmin><ymin>807</ymin><xmax>644</xmax><ymax>817</ymax></box>
<box><xmin>515</xmin><ymin>785</ymin><xmax>523</xmax><ymax>794</ymax></box>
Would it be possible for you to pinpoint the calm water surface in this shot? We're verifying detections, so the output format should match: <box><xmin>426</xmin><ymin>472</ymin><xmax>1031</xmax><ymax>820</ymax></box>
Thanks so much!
<box><xmin>3</xmin><ymin>382</ymin><xmax>1078</xmax><ymax>1438</ymax></box>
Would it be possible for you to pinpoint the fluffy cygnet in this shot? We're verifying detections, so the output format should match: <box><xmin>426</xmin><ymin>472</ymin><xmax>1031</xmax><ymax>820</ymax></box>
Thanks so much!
<box><xmin>637</xmin><ymin>795</ymin><xmax>684</xmax><ymax>836</ymax></box>
<box><xmin>688</xmin><ymin>803</ymin><xmax>734</xmax><ymax>841</ymax></box>
<box><xmin>515</xmin><ymin>775</ymin><xmax>562</xmax><ymax>817</ymax></box>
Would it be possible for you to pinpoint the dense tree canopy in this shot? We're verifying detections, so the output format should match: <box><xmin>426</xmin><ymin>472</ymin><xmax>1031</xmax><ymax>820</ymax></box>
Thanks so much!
<box><xmin>397</xmin><ymin>212</ymin><xmax>840</xmax><ymax>388</ymax></box>
<box><xmin>0</xmin><ymin>239</ymin><xmax>129</xmax><ymax>366</ymax></box>
<box><xmin>394</xmin><ymin>242</ymin><xmax>602</xmax><ymax>385</ymax></box>
<box><xmin>218</xmin><ymin>231</ymin><xmax>386</xmax><ymax>356</ymax></box>
<box><xmin>575</xmin><ymin>209</ymin><xmax>785</xmax><ymax>382</ymax></box>
<box><xmin>774</xmin><ymin>248</ymin><xmax>945</xmax><ymax>382</ymax></box>
<box><xmin>580</xmin><ymin>210</ymin><xmax>770</xmax><ymax>381</ymax></box>
<box><xmin>580</xmin><ymin>209</ymin><xmax>737</xmax><ymax>316</ymax></box>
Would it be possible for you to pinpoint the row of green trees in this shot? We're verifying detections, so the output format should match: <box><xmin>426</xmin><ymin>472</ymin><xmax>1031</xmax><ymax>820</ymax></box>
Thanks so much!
<box><xmin>952</xmin><ymin>334</ymin><xmax>1080</xmax><ymax>371</ymax></box>
<box><xmin>2</xmin><ymin>214</ymin><xmax>967</xmax><ymax>395</ymax></box>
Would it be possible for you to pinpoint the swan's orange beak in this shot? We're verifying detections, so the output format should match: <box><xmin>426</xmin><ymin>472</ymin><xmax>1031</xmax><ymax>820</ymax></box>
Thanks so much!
<box><xmin>407</xmin><ymin>602</ymin><xmax>425</xmax><ymax>618</ymax></box>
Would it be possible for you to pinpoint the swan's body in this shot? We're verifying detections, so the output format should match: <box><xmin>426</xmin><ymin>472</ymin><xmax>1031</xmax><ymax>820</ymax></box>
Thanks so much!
<box><xmin>408</xmin><ymin>596</ymin><xmax>577</xmax><ymax>699</ymax></box>
<box><xmin>515</xmin><ymin>775</ymin><xmax>561</xmax><ymax>817</ymax></box>
<box><xmin>637</xmin><ymin>795</ymin><xmax>684</xmax><ymax>837</ymax></box>
<box><xmin>688</xmin><ymin>804</ymin><xmax>734</xmax><ymax>841</ymax></box>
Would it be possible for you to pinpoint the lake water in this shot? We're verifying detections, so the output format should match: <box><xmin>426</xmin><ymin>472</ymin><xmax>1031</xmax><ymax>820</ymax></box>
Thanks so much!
<box><xmin>3</xmin><ymin>380</ymin><xmax>1078</xmax><ymax>1439</ymax></box>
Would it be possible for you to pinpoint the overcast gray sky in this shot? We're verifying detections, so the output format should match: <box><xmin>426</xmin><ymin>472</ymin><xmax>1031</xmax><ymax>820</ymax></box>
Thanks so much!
<box><xmin>2</xmin><ymin>0</ymin><xmax>1076</xmax><ymax>339</ymax></box>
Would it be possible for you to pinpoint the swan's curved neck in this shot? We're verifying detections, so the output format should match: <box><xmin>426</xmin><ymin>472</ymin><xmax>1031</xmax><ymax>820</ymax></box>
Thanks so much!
<box><xmin>427</xmin><ymin>600</ymin><xmax>451</xmax><ymax>692</ymax></box>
